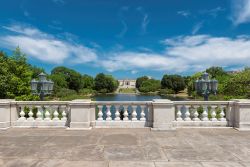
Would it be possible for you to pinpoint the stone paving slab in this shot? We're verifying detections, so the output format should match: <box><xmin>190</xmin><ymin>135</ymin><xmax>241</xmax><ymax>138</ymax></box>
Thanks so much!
<box><xmin>201</xmin><ymin>162</ymin><xmax>245</xmax><ymax>167</ymax></box>
<box><xmin>0</xmin><ymin>128</ymin><xmax>250</xmax><ymax>166</ymax></box>
<box><xmin>109</xmin><ymin>161</ymin><xmax>155</xmax><ymax>167</ymax></box>
<box><xmin>154</xmin><ymin>161</ymin><xmax>203</xmax><ymax>167</ymax></box>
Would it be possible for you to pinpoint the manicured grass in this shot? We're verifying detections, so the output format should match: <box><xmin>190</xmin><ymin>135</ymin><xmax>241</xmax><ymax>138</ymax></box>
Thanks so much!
<box><xmin>118</xmin><ymin>88</ymin><xmax>136</xmax><ymax>94</ymax></box>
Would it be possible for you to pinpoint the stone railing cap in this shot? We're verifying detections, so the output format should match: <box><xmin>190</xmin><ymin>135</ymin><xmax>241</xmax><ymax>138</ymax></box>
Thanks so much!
<box><xmin>69</xmin><ymin>99</ymin><xmax>92</xmax><ymax>105</ymax></box>
<box><xmin>72</xmin><ymin>99</ymin><xmax>91</xmax><ymax>102</ymax></box>
<box><xmin>153</xmin><ymin>99</ymin><xmax>172</xmax><ymax>102</ymax></box>
<box><xmin>0</xmin><ymin>99</ymin><xmax>15</xmax><ymax>102</ymax></box>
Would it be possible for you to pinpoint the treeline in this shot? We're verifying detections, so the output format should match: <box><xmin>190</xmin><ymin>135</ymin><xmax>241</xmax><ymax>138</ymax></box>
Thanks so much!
<box><xmin>1</xmin><ymin>48</ymin><xmax>250</xmax><ymax>101</ymax></box>
<box><xmin>0</xmin><ymin>48</ymin><xmax>118</xmax><ymax>100</ymax></box>
<box><xmin>135</xmin><ymin>66</ymin><xmax>250</xmax><ymax>100</ymax></box>
<box><xmin>187</xmin><ymin>67</ymin><xmax>250</xmax><ymax>100</ymax></box>
<box><xmin>50</xmin><ymin>67</ymin><xmax>118</xmax><ymax>100</ymax></box>
<box><xmin>135</xmin><ymin>75</ymin><xmax>186</xmax><ymax>94</ymax></box>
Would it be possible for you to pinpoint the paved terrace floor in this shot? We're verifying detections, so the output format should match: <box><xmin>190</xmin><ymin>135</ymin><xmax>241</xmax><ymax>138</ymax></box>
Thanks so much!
<box><xmin>1</xmin><ymin>128</ymin><xmax>250</xmax><ymax>167</ymax></box>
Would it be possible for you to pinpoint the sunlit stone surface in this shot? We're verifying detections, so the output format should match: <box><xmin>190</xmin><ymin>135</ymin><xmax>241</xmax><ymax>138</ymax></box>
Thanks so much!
<box><xmin>0</xmin><ymin>128</ymin><xmax>250</xmax><ymax>167</ymax></box>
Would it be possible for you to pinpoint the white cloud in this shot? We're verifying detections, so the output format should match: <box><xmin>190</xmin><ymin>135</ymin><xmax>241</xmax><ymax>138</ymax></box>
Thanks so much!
<box><xmin>100</xmin><ymin>52</ymin><xmax>188</xmax><ymax>72</ymax></box>
<box><xmin>200</xmin><ymin>7</ymin><xmax>225</xmax><ymax>17</ymax></box>
<box><xmin>192</xmin><ymin>21</ymin><xmax>203</xmax><ymax>35</ymax></box>
<box><xmin>0</xmin><ymin>24</ymin><xmax>97</xmax><ymax>64</ymax></box>
<box><xmin>177</xmin><ymin>10</ymin><xmax>190</xmax><ymax>17</ymax></box>
<box><xmin>117</xmin><ymin>6</ymin><xmax>129</xmax><ymax>38</ymax></box>
<box><xmin>141</xmin><ymin>14</ymin><xmax>150</xmax><ymax>34</ymax></box>
<box><xmin>24</xmin><ymin>11</ymin><xmax>29</xmax><ymax>17</ymax></box>
<box><xmin>52</xmin><ymin>0</ymin><xmax>65</xmax><ymax>5</ymax></box>
<box><xmin>116</xmin><ymin>20</ymin><xmax>128</xmax><ymax>38</ymax></box>
<box><xmin>164</xmin><ymin>35</ymin><xmax>250</xmax><ymax>71</ymax></box>
<box><xmin>2</xmin><ymin>24</ymin><xmax>250</xmax><ymax>75</ymax></box>
<box><xmin>136</xmin><ymin>7</ymin><xmax>150</xmax><ymax>34</ymax></box>
<box><xmin>231</xmin><ymin>0</ymin><xmax>250</xmax><ymax>25</ymax></box>
<box><xmin>101</xmin><ymin>35</ymin><xmax>250</xmax><ymax>73</ymax></box>
<box><xmin>131</xmin><ymin>70</ymin><xmax>138</xmax><ymax>74</ymax></box>
<box><xmin>2</xmin><ymin>25</ymin><xmax>48</xmax><ymax>37</ymax></box>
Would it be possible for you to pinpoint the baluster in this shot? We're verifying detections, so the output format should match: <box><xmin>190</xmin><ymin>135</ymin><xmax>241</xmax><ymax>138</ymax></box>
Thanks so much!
<box><xmin>97</xmin><ymin>105</ymin><xmax>103</xmax><ymax>121</ymax></box>
<box><xmin>192</xmin><ymin>106</ymin><xmax>200</xmax><ymax>121</ymax></box>
<box><xmin>201</xmin><ymin>105</ymin><xmax>209</xmax><ymax>121</ymax></box>
<box><xmin>18</xmin><ymin>105</ymin><xmax>26</xmax><ymax>121</ymax></box>
<box><xmin>44</xmin><ymin>106</ymin><xmax>51</xmax><ymax>121</ymax></box>
<box><xmin>27</xmin><ymin>106</ymin><xmax>34</xmax><ymax>121</ymax></box>
<box><xmin>210</xmin><ymin>105</ymin><xmax>217</xmax><ymax>121</ymax></box>
<box><xmin>219</xmin><ymin>105</ymin><xmax>226</xmax><ymax>121</ymax></box>
<box><xmin>115</xmin><ymin>105</ymin><xmax>121</xmax><ymax>121</ymax></box>
<box><xmin>184</xmin><ymin>105</ymin><xmax>191</xmax><ymax>121</ymax></box>
<box><xmin>176</xmin><ymin>105</ymin><xmax>183</xmax><ymax>121</ymax></box>
<box><xmin>36</xmin><ymin>106</ymin><xmax>43</xmax><ymax>121</ymax></box>
<box><xmin>132</xmin><ymin>105</ymin><xmax>138</xmax><ymax>121</ymax></box>
<box><xmin>140</xmin><ymin>105</ymin><xmax>146</xmax><ymax>121</ymax></box>
<box><xmin>53</xmin><ymin>106</ymin><xmax>59</xmax><ymax>121</ymax></box>
<box><xmin>106</xmin><ymin>105</ymin><xmax>112</xmax><ymax>121</ymax></box>
<box><xmin>123</xmin><ymin>105</ymin><xmax>129</xmax><ymax>121</ymax></box>
<box><xmin>61</xmin><ymin>105</ymin><xmax>67</xmax><ymax>121</ymax></box>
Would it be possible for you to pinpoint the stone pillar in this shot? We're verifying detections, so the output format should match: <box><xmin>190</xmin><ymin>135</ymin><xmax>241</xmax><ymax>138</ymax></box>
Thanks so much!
<box><xmin>0</xmin><ymin>100</ymin><xmax>12</xmax><ymax>129</ymax></box>
<box><xmin>151</xmin><ymin>99</ymin><xmax>175</xmax><ymax>130</ymax></box>
<box><xmin>226</xmin><ymin>101</ymin><xmax>235</xmax><ymax>127</ymax></box>
<box><xmin>10</xmin><ymin>101</ymin><xmax>19</xmax><ymax>126</ymax></box>
<box><xmin>234</xmin><ymin>99</ymin><xmax>250</xmax><ymax>131</ymax></box>
<box><xmin>90</xmin><ymin>102</ymin><xmax>97</xmax><ymax>127</ymax></box>
<box><xmin>69</xmin><ymin>99</ymin><xmax>92</xmax><ymax>129</ymax></box>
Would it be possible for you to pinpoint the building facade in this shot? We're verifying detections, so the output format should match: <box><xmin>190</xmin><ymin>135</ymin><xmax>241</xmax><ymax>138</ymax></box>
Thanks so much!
<box><xmin>118</xmin><ymin>79</ymin><xmax>136</xmax><ymax>89</ymax></box>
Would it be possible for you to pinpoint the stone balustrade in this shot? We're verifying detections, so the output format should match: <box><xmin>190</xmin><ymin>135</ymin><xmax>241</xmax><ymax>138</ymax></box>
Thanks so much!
<box><xmin>173</xmin><ymin>101</ymin><xmax>232</xmax><ymax>127</ymax></box>
<box><xmin>94</xmin><ymin>101</ymin><xmax>152</xmax><ymax>128</ymax></box>
<box><xmin>5</xmin><ymin>101</ymin><xmax>69</xmax><ymax>128</ymax></box>
<box><xmin>0</xmin><ymin>99</ymin><xmax>250</xmax><ymax>130</ymax></box>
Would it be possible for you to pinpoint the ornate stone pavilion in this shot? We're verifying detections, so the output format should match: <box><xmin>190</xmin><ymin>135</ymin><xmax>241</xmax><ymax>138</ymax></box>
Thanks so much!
<box><xmin>118</xmin><ymin>79</ymin><xmax>136</xmax><ymax>89</ymax></box>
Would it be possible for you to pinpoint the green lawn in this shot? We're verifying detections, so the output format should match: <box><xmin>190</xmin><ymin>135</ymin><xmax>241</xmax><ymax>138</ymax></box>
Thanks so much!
<box><xmin>118</xmin><ymin>88</ymin><xmax>136</xmax><ymax>94</ymax></box>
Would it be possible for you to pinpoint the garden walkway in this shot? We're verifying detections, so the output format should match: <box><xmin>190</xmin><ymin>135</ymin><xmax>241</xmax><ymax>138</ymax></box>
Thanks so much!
<box><xmin>0</xmin><ymin>128</ymin><xmax>250</xmax><ymax>167</ymax></box>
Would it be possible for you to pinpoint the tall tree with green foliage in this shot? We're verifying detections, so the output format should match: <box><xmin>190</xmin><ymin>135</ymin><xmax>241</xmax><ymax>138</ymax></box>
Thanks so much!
<box><xmin>82</xmin><ymin>74</ymin><xmax>94</xmax><ymax>89</ymax></box>
<box><xmin>206</xmin><ymin>66</ymin><xmax>228</xmax><ymax>78</ymax></box>
<box><xmin>94</xmin><ymin>73</ymin><xmax>118</xmax><ymax>93</ymax></box>
<box><xmin>223</xmin><ymin>68</ymin><xmax>250</xmax><ymax>98</ymax></box>
<box><xmin>161</xmin><ymin>74</ymin><xmax>186</xmax><ymax>94</ymax></box>
<box><xmin>136</xmin><ymin>76</ymin><xmax>149</xmax><ymax>89</ymax></box>
<box><xmin>29</xmin><ymin>65</ymin><xmax>45</xmax><ymax>79</ymax></box>
<box><xmin>0</xmin><ymin>48</ymin><xmax>39</xmax><ymax>100</ymax></box>
<box><xmin>51</xmin><ymin>66</ymin><xmax>83</xmax><ymax>92</ymax></box>
<box><xmin>186</xmin><ymin>72</ymin><xmax>203</xmax><ymax>96</ymax></box>
<box><xmin>139</xmin><ymin>79</ymin><xmax>161</xmax><ymax>93</ymax></box>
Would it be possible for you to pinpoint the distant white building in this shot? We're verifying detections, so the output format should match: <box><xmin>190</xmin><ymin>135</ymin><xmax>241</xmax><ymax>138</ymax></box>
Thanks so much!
<box><xmin>118</xmin><ymin>79</ymin><xmax>136</xmax><ymax>89</ymax></box>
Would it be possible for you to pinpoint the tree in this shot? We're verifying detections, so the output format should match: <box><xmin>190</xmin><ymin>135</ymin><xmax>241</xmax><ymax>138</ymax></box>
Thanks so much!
<box><xmin>186</xmin><ymin>72</ymin><xmax>203</xmax><ymax>96</ymax></box>
<box><xmin>82</xmin><ymin>74</ymin><xmax>94</xmax><ymax>89</ymax></box>
<box><xmin>139</xmin><ymin>79</ymin><xmax>161</xmax><ymax>93</ymax></box>
<box><xmin>29</xmin><ymin>65</ymin><xmax>45</xmax><ymax>79</ymax></box>
<box><xmin>94</xmin><ymin>73</ymin><xmax>118</xmax><ymax>93</ymax></box>
<box><xmin>50</xmin><ymin>74</ymin><xmax>68</xmax><ymax>94</ymax></box>
<box><xmin>51</xmin><ymin>66</ymin><xmax>83</xmax><ymax>92</ymax></box>
<box><xmin>161</xmin><ymin>74</ymin><xmax>186</xmax><ymax>94</ymax></box>
<box><xmin>136</xmin><ymin>76</ymin><xmax>149</xmax><ymax>89</ymax></box>
<box><xmin>223</xmin><ymin>68</ymin><xmax>250</xmax><ymax>97</ymax></box>
<box><xmin>0</xmin><ymin>48</ymin><xmax>38</xmax><ymax>100</ymax></box>
<box><xmin>206</xmin><ymin>66</ymin><xmax>228</xmax><ymax>78</ymax></box>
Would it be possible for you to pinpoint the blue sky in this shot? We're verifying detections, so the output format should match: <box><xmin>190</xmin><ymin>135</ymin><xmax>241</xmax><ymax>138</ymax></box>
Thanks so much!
<box><xmin>1</xmin><ymin>0</ymin><xmax>250</xmax><ymax>79</ymax></box>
